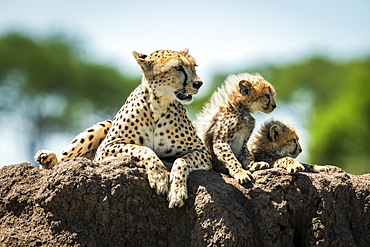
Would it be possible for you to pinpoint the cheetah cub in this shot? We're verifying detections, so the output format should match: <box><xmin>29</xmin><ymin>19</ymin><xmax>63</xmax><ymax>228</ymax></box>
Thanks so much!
<box><xmin>194</xmin><ymin>73</ymin><xmax>276</xmax><ymax>183</ymax></box>
<box><xmin>249</xmin><ymin>119</ymin><xmax>328</xmax><ymax>173</ymax></box>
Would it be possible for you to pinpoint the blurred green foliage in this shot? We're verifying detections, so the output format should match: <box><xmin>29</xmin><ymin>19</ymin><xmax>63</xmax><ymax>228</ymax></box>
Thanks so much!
<box><xmin>0</xmin><ymin>33</ymin><xmax>139</xmax><ymax>159</ymax></box>
<box><xmin>0</xmin><ymin>32</ymin><xmax>368</xmax><ymax>174</ymax></box>
<box><xmin>190</xmin><ymin>56</ymin><xmax>370</xmax><ymax>174</ymax></box>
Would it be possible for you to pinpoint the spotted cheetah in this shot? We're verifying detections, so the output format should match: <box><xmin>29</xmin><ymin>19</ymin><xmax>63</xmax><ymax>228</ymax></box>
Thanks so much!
<box><xmin>194</xmin><ymin>73</ymin><xmax>276</xmax><ymax>183</ymax></box>
<box><xmin>35</xmin><ymin>49</ymin><xmax>211</xmax><ymax>208</ymax></box>
<box><xmin>249</xmin><ymin>119</ymin><xmax>328</xmax><ymax>173</ymax></box>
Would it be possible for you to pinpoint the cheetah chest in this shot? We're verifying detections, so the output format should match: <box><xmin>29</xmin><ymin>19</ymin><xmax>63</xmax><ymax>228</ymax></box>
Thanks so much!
<box><xmin>152</xmin><ymin>118</ymin><xmax>176</xmax><ymax>156</ymax></box>
<box><xmin>230</xmin><ymin>128</ymin><xmax>247</xmax><ymax>157</ymax></box>
<box><xmin>229</xmin><ymin>116</ymin><xmax>255</xmax><ymax>157</ymax></box>
<box><xmin>102</xmin><ymin>85</ymin><xmax>199</xmax><ymax>159</ymax></box>
<box><xmin>153</xmin><ymin>115</ymin><xmax>195</xmax><ymax>158</ymax></box>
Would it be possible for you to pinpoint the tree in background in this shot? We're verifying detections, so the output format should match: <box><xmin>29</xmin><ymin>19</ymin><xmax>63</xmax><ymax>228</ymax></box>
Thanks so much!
<box><xmin>0</xmin><ymin>33</ymin><xmax>139</xmax><ymax>162</ymax></box>
<box><xmin>308</xmin><ymin>58</ymin><xmax>370</xmax><ymax>174</ymax></box>
<box><xmin>191</xmin><ymin>56</ymin><xmax>370</xmax><ymax>174</ymax></box>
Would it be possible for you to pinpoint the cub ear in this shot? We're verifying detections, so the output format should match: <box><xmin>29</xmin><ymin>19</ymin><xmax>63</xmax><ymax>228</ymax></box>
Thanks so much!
<box><xmin>132</xmin><ymin>51</ymin><xmax>153</xmax><ymax>72</ymax></box>
<box><xmin>269</xmin><ymin>124</ymin><xmax>282</xmax><ymax>142</ymax></box>
<box><xmin>181</xmin><ymin>48</ymin><xmax>189</xmax><ymax>54</ymax></box>
<box><xmin>239</xmin><ymin>80</ymin><xmax>252</xmax><ymax>95</ymax></box>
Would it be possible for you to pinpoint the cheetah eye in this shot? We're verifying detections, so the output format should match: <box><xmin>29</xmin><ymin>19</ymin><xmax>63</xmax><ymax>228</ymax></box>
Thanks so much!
<box><xmin>291</xmin><ymin>139</ymin><xmax>298</xmax><ymax>144</ymax></box>
<box><xmin>174</xmin><ymin>65</ymin><xmax>183</xmax><ymax>71</ymax></box>
<box><xmin>265</xmin><ymin>94</ymin><xmax>272</xmax><ymax>104</ymax></box>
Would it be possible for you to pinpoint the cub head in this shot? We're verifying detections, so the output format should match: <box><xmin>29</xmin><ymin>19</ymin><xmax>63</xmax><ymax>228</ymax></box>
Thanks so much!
<box><xmin>234</xmin><ymin>73</ymin><xmax>276</xmax><ymax>114</ymax></box>
<box><xmin>132</xmin><ymin>48</ymin><xmax>202</xmax><ymax>104</ymax></box>
<box><xmin>253</xmin><ymin>119</ymin><xmax>302</xmax><ymax>158</ymax></box>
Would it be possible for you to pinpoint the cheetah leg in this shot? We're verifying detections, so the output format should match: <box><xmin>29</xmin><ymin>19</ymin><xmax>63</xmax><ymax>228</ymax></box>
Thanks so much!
<box><xmin>98</xmin><ymin>144</ymin><xmax>170</xmax><ymax>195</ymax></box>
<box><xmin>247</xmin><ymin>161</ymin><xmax>270</xmax><ymax>172</ymax></box>
<box><xmin>240</xmin><ymin>146</ymin><xmax>270</xmax><ymax>172</ymax></box>
<box><xmin>301</xmin><ymin>163</ymin><xmax>329</xmax><ymax>172</ymax></box>
<box><xmin>273</xmin><ymin>157</ymin><xmax>305</xmax><ymax>173</ymax></box>
<box><xmin>34</xmin><ymin>120</ymin><xmax>112</xmax><ymax>169</ymax></box>
<box><xmin>167</xmin><ymin>149</ymin><xmax>211</xmax><ymax>208</ymax></box>
<box><xmin>213</xmin><ymin>142</ymin><xmax>253</xmax><ymax>184</ymax></box>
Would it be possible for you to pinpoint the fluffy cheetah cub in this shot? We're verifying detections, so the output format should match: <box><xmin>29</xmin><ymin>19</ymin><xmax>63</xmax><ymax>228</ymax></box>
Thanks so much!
<box><xmin>249</xmin><ymin>119</ymin><xmax>328</xmax><ymax>173</ymax></box>
<box><xmin>194</xmin><ymin>73</ymin><xmax>276</xmax><ymax>183</ymax></box>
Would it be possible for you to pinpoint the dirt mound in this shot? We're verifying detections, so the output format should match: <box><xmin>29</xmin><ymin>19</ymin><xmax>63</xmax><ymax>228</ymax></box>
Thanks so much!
<box><xmin>1</xmin><ymin>157</ymin><xmax>369</xmax><ymax>246</ymax></box>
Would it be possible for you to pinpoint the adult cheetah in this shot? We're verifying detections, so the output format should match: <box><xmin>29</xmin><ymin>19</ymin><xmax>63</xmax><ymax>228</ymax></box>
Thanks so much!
<box><xmin>35</xmin><ymin>49</ymin><xmax>212</xmax><ymax>208</ymax></box>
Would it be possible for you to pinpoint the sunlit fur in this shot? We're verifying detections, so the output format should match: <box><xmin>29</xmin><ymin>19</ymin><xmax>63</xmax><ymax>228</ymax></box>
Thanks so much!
<box><xmin>95</xmin><ymin>49</ymin><xmax>211</xmax><ymax>208</ymax></box>
<box><xmin>195</xmin><ymin>73</ymin><xmax>276</xmax><ymax>142</ymax></box>
<box><xmin>194</xmin><ymin>73</ymin><xmax>276</xmax><ymax>183</ymax></box>
<box><xmin>249</xmin><ymin>119</ymin><xmax>328</xmax><ymax>173</ymax></box>
<box><xmin>250</xmin><ymin>119</ymin><xmax>301</xmax><ymax>159</ymax></box>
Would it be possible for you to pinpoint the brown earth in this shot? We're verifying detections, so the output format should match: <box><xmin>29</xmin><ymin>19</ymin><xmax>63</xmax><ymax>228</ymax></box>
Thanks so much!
<box><xmin>0</xmin><ymin>156</ymin><xmax>369</xmax><ymax>247</ymax></box>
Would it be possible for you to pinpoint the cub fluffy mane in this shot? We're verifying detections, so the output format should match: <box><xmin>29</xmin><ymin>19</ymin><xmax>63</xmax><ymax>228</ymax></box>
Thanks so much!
<box><xmin>195</xmin><ymin>72</ymin><xmax>263</xmax><ymax>140</ymax></box>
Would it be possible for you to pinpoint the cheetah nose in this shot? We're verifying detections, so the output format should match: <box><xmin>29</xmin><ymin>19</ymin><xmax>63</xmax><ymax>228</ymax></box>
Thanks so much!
<box><xmin>272</xmin><ymin>104</ymin><xmax>277</xmax><ymax>109</ymax></box>
<box><xmin>193</xmin><ymin>81</ymin><xmax>203</xmax><ymax>89</ymax></box>
<box><xmin>299</xmin><ymin>148</ymin><xmax>302</xmax><ymax>153</ymax></box>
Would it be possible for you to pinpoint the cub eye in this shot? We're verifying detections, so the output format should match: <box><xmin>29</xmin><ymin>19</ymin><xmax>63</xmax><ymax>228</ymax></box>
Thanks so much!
<box><xmin>174</xmin><ymin>65</ymin><xmax>183</xmax><ymax>71</ymax></box>
<box><xmin>265</xmin><ymin>94</ymin><xmax>270</xmax><ymax>99</ymax></box>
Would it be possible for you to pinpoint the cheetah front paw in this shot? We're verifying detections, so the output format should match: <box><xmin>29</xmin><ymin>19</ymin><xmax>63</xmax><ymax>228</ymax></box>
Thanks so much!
<box><xmin>233</xmin><ymin>169</ymin><xmax>253</xmax><ymax>184</ymax></box>
<box><xmin>286</xmin><ymin>161</ymin><xmax>305</xmax><ymax>174</ymax></box>
<box><xmin>248</xmin><ymin>161</ymin><xmax>270</xmax><ymax>172</ymax></box>
<box><xmin>34</xmin><ymin>150</ymin><xmax>58</xmax><ymax>169</ymax></box>
<box><xmin>147</xmin><ymin>166</ymin><xmax>170</xmax><ymax>196</ymax></box>
<box><xmin>167</xmin><ymin>180</ymin><xmax>188</xmax><ymax>208</ymax></box>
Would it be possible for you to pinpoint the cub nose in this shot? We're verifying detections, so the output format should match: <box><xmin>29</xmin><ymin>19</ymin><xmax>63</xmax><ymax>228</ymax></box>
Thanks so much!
<box><xmin>193</xmin><ymin>81</ymin><xmax>203</xmax><ymax>89</ymax></box>
<box><xmin>272</xmin><ymin>104</ymin><xmax>277</xmax><ymax>109</ymax></box>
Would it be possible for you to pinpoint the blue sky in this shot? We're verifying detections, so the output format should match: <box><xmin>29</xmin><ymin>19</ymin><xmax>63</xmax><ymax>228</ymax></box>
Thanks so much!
<box><xmin>0</xmin><ymin>0</ymin><xmax>369</xmax><ymax>166</ymax></box>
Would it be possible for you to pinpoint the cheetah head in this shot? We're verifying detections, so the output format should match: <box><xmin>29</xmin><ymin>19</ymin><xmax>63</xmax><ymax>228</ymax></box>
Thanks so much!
<box><xmin>265</xmin><ymin>120</ymin><xmax>302</xmax><ymax>158</ymax></box>
<box><xmin>237</xmin><ymin>73</ymin><xmax>276</xmax><ymax>114</ymax></box>
<box><xmin>133</xmin><ymin>48</ymin><xmax>203</xmax><ymax>104</ymax></box>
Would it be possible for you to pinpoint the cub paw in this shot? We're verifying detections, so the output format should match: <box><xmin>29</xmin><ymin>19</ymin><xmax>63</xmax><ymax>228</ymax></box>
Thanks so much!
<box><xmin>286</xmin><ymin>161</ymin><xmax>305</xmax><ymax>174</ymax></box>
<box><xmin>248</xmin><ymin>161</ymin><xmax>270</xmax><ymax>172</ymax></box>
<box><xmin>34</xmin><ymin>150</ymin><xmax>58</xmax><ymax>169</ymax></box>
<box><xmin>233</xmin><ymin>169</ymin><xmax>253</xmax><ymax>184</ymax></box>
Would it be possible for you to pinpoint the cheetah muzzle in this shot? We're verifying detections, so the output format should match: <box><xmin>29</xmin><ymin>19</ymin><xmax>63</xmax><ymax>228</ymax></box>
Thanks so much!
<box><xmin>175</xmin><ymin>81</ymin><xmax>203</xmax><ymax>103</ymax></box>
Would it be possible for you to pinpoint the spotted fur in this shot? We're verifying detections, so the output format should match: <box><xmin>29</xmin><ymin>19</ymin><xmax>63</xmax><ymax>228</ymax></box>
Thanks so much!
<box><xmin>194</xmin><ymin>73</ymin><xmax>276</xmax><ymax>183</ymax></box>
<box><xmin>35</xmin><ymin>49</ymin><xmax>211</xmax><ymax>208</ymax></box>
<box><xmin>34</xmin><ymin>120</ymin><xmax>112</xmax><ymax>169</ymax></box>
<box><xmin>94</xmin><ymin>49</ymin><xmax>211</xmax><ymax>208</ymax></box>
<box><xmin>249</xmin><ymin>119</ymin><xmax>328</xmax><ymax>173</ymax></box>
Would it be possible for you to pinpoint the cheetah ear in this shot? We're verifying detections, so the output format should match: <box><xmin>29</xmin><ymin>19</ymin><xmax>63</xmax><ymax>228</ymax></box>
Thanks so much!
<box><xmin>269</xmin><ymin>124</ymin><xmax>282</xmax><ymax>142</ymax></box>
<box><xmin>239</xmin><ymin>80</ymin><xmax>252</xmax><ymax>95</ymax></box>
<box><xmin>132</xmin><ymin>51</ymin><xmax>153</xmax><ymax>72</ymax></box>
<box><xmin>181</xmin><ymin>48</ymin><xmax>189</xmax><ymax>54</ymax></box>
